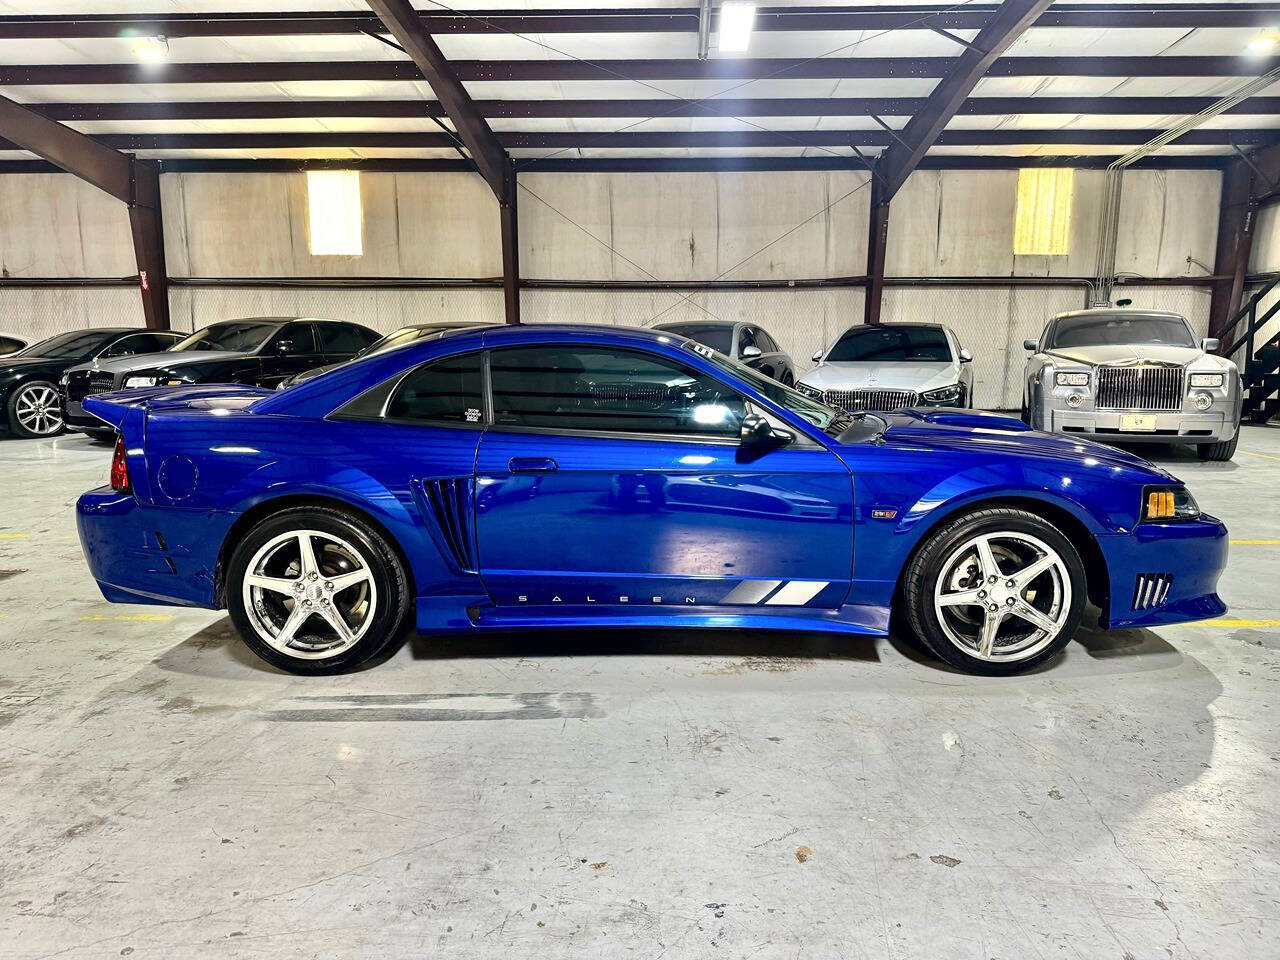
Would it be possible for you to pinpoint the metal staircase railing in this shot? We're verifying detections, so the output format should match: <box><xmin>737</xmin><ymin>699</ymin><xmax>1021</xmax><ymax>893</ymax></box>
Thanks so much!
<box><xmin>1224</xmin><ymin>276</ymin><xmax>1280</xmax><ymax>421</ymax></box>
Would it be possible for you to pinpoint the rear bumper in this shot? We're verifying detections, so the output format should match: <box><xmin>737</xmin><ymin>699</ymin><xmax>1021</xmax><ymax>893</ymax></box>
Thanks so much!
<box><xmin>76</xmin><ymin>489</ymin><xmax>232</xmax><ymax>609</ymax></box>
<box><xmin>1100</xmin><ymin>516</ymin><xmax>1228</xmax><ymax>629</ymax></box>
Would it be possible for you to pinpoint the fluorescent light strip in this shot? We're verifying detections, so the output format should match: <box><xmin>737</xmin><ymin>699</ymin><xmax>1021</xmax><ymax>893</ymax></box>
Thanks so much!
<box><xmin>717</xmin><ymin>2</ymin><xmax>757</xmax><ymax>54</ymax></box>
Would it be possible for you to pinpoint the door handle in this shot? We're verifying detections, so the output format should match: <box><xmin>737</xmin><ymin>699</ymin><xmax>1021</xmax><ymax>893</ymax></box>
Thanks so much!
<box><xmin>509</xmin><ymin>457</ymin><xmax>558</xmax><ymax>473</ymax></box>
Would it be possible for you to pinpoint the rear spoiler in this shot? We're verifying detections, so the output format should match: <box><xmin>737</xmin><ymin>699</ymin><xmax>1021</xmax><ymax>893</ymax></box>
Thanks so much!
<box><xmin>82</xmin><ymin>384</ymin><xmax>271</xmax><ymax>429</ymax></box>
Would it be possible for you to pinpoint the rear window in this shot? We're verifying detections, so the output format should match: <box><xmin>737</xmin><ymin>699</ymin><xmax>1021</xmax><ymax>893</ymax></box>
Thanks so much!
<box><xmin>826</xmin><ymin>325</ymin><xmax>951</xmax><ymax>363</ymax></box>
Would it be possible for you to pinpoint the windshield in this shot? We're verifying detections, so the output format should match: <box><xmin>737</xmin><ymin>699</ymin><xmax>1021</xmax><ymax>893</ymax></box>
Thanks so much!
<box><xmin>1048</xmin><ymin>314</ymin><xmax>1195</xmax><ymax>349</ymax></box>
<box><xmin>18</xmin><ymin>330</ymin><xmax>114</xmax><ymax>360</ymax></box>
<box><xmin>656</xmin><ymin>323</ymin><xmax>735</xmax><ymax>356</ymax></box>
<box><xmin>683</xmin><ymin>341</ymin><xmax>860</xmax><ymax>436</ymax></box>
<box><xmin>825</xmin><ymin>325</ymin><xmax>952</xmax><ymax>363</ymax></box>
<box><xmin>172</xmin><ymin>321</ymin><xmax>280</xmax><ymax>353</ymax></box>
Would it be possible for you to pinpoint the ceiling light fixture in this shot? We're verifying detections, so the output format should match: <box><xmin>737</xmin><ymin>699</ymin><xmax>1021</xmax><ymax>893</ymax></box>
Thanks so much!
<box><xmin>717</xmin><ymin>2</ymin><xmax>757</xmax><ymax>54</ymax></box>
<box><xmin>1246</xmin><ymin>29</ymin><xmax>1280</xmax><ymax>54</ymax></box>
<box><xmin>131</xmin><ymin>35</ymin><xmax>169</xmax><ymax>62</ymax></box>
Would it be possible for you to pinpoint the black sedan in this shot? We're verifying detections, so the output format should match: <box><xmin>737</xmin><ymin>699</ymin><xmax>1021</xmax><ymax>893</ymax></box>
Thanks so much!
<box><xmin>651</xmin><ymin>319</ymin><xmax>796</xmax><ymax>385</ymax></box>
<box><xmin>278</xmin><ymin>320</ymin><xmax>491</xmax><ymax>389</ymax></box>
<box><xmin>63</xmin><ymin>317</ymin><xmax>378</xmax><ymax>438</ymax></box>
<box><xmin>2</xmin><ymin>327</ymin><xmax>183</xmax><ymax>439</ymax></box>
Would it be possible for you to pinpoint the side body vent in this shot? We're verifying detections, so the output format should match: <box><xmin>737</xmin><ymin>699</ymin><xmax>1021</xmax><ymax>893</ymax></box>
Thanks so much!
<box><xmin>1132</xmin><ymin>573</ymin><xmax>1172</xmax><ymax>611</ymax></box>
<box><xmin>415</xmin><ymin>477</ymin><xmax>477</xmax><ymax>574</ymax></box>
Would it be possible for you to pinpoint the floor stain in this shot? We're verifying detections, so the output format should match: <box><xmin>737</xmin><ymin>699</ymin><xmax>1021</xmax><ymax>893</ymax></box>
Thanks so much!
<box><xmin>930</xmin><ymin>854</ymin><xmax>961</xmax><ymax>868</ymax></box>
<box><xmin>794</xmin><ymin>845</ymin><xmax>813</xmax><ymax>863</ymax></box>
<box><xmin>707</xmin><ymin>656</ymin><xmax>814</xmax><ymax>676</ymax></box>
<box><xmin>0</xmin><ymin>568</ymin><xmax>26</xmax><ymax>583</ymax></box>
<box><xmin>1048</xmin><ymin>787</ymin><xmax>1063</xmax><ymax>800</ymax></box>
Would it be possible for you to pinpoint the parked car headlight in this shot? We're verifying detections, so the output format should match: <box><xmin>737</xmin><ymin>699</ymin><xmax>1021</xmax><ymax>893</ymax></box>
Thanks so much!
<box><xmin>1189</xmin><ymin>373</ymin><xmax>1224</xmax><ymax>388</ymax></box>
<box><xmin>1055</xmin><ymin>371</ymin><xmax>1090</xmax><ymax>387</ymax></box>
<box><xmin>921</xmin><ymin>384</ymin><xmax>964</xmax><ymax>403</ymax></box>
<box><xmin>123</xmin><ymin>375</ymin><xmax>159</xmax><ymax>389</ymax></box>
<box><xmin>1142</xmin><ymin>485</ymin><xmax>1200</xmax><ymax>522</ymax></box>
<box><xmin>795</xmin><ymin>381</ymin><xmax>823</xmax><ymax>400</ymax></box>
<box><xmin>60</xmin><ymin>373</ymin><xmax>70</xmax><ymax>386</ymax></box>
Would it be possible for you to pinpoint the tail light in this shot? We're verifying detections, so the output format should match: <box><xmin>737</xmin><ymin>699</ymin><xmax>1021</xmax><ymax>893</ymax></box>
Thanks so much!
<box><xmin>109</xmin><ymin>436</ymin><xmax>130</xmax><ymax>492</ymax></box>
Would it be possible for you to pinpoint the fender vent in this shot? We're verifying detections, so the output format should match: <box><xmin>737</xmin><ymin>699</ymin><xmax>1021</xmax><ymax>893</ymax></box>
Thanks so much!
<box><xmin>1133</xmin><ymin>573</ymin><xmax>1172</xmax><ymax>610</ymax></box>
<box><xmin>418</xmin><ymin>477</ymin><xmax>477</xmax><ymax>573</ymax></box>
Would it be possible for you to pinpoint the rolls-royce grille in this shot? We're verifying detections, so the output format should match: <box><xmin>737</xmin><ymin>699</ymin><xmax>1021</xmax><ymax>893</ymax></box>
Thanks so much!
<box><xmin>1096</xmin><ymin>365</ymin><xmax>1183</xmax><ymax>411</ymax></box>
<box><xmin>67</xmin><ymin>371</ymin><xmax>116</xmax><ymax>402</ymax></box>
<box><xmin>823</xmin><ymin>388</ymin><xmax>919</xmax><ymax>412</ymax></box>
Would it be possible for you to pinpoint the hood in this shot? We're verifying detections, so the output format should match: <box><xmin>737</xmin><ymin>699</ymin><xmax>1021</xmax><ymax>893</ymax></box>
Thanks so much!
<box><xmin>799</xmin><ymin>360</ymin><xmax>958</xmax><ymax>392</ymax></box>
<box><xmin>869</xmin><ymin>409</ymin><xmax>1170</xmax><ymax>478</ymax></box>
<box><xmin>79</xmin><ymin>349</ymin><xmax>256</xmax><ymax>376</ymax></box>
<box><xmin>1046</xmin><ymin>344</ymin><xmax>1205</xmax><ymax>367</ymax></box>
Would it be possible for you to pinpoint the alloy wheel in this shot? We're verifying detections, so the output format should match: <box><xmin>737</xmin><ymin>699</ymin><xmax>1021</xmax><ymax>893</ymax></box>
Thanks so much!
<box><xmin>14</xmin><ymin>384</ymin><xmax>64</xmax><ymax>436</ymax></box>
<box><xmin>931</xmin><ymin>530</ymin><xmax>1071</xmax><ymax>663</ymax></box>
<box><xmin>241</xmin><ymin>529</ymin><xmax>378</xmax><ymax>660</ymax></box>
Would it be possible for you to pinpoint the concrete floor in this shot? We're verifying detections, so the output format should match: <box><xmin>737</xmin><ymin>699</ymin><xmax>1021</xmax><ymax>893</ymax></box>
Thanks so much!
<box><xmin>0</xmin><ymin>428</ymin><xmax>1278</xmax><ymax>960</ymax></box>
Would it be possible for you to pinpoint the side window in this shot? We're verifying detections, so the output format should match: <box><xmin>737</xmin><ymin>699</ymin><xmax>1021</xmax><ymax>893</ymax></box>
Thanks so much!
<box><xmin>316</xmin><ymin>324</ymin><xmax>374</xmax><ymax>355</ymax></box>
<box><xmin>755</xmin><ymin>329</ymin><xmax>779</xmax><ymax>353</ymax></box>
<box><xmin>102</xmin><ymin>334</ymin><xmax>147</xmax><ymax>357</ymax></box>
<box><xmin>489</xmin><ymin>345</ymin><xmax>746</xmax><ymax>437</ymax></box>
<box><xmin>738</xmin><ymin>327</ymin><xmax>759</xmax><ymax>353</ymax></box>
<box><xmin>269</xmin><ymin>324</ymin><xmax>318</xmax><ymax>355</ymax></box>
<box><xmin>384</xmin><ymin>353</ymin><xmax>485</xmax><ymax>424</ymax></box>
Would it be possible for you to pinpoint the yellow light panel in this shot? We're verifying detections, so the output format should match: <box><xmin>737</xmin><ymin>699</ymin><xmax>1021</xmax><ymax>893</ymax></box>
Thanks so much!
<box><xmin>1014</xmin><ymin>167</ymin><xmax>1073</xmax><ymax>256</ymax></box>
<box><xmin>306</xmin><ymin>170</ymin><xmax>363</xmax><ymax>256</ymax></box>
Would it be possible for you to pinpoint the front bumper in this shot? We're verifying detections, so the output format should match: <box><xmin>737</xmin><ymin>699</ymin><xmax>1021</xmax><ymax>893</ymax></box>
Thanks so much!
<box><xmin>77</xmin><ymin>489</ymin><xmax>233</xmax><ymax>609</ymax></box>
<box><xmin>1100</xmin><ymin>515</ymin><xmax>1228</xmax><ymax>629</ymax></box>
<box><xmin>62</xmin><ymin>399</ymin><xmax>110</xmax><ymax>432</ymax></box>
<box><xmin>1046</xmin><ymin>406</ymin><xmax>1236</xmax><ymax>444</ymax></box>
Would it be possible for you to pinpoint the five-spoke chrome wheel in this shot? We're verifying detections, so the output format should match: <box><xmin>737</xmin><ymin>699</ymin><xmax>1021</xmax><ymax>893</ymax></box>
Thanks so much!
<box><xmin>241</xmin><ymin>529</ymin><xmax>378</xmax><ymax>660</ymax></box>
<box><xmin>932</xmin><ymin>530</ymin><xmax>1070</xmax><ymax>664</ymax></box>
<box><xmin>11</xmin><ymin>382</ymin><xmax>64</xmax><ymax>437</ymax></box>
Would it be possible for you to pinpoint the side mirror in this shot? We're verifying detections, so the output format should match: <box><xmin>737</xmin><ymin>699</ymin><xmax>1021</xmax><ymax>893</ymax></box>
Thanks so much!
<box><xmin>1023</xmin><ymin>339</ymin><xmax>1038</xmax><ymax>352</ymax></box>
<box><xmin>737</xmin><ymin>415</ymin><xmax>794</xmax><ymax>462</ymax></box>
<box><xmin>273</xmin><ymin>339</ymin><xmax>294</xmax><ymax>356</ymax></box>
<box><xmin>741</xmin><ymin>344</ymin><xmax>762</xmax><ymax>362</ymax></box>
<box><xmin>1201</xmin><ymin>337</ymin><xmax>1220</xmax><ymax>353</ymax></box>
<box><xmin>959</xmin><ymin>348</ymin><xmax>973</xmax><ymax>363</ymax></box>
<box><xmin>811</xmin><ymin>348</ymin><xmax>824</xmax><ymax>363</ymax></box>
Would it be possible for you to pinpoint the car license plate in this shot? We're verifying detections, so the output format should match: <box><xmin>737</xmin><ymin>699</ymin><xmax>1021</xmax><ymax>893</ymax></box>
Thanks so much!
<box><xmin>1120</xmin><ymin>414</ymin><xmax>1157</xmax><ymax>432</ymax></box>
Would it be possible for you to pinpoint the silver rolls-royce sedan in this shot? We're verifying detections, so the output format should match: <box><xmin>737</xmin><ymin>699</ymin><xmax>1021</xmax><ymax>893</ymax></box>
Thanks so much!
<box><xmin>1022</xmin><ymin>308</ymin><xmax>1241</xmax><ymax>461</ymax></box>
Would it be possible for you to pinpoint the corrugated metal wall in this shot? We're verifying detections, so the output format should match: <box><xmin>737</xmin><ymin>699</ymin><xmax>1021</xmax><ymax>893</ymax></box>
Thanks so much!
<box><xmin>0</xmin><ymin>168</ymin><xmax>1222</xmax><ymax>409</ymax></box>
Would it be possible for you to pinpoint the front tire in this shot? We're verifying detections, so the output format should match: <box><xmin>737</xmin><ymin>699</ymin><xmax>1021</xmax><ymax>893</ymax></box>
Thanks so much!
<box><xmin>1197</xmin><ymin>431</ymin><xmax>1239</xmax><ymax>461</ymax></box>
<box><xmin>903</xmin><ymin>507</ymin><xmax>1087</xmax><ymax>675</ymax></box>
<box><xmin>226</xmin><ymin>506</ymin><xmax>411</xmax><ymax>674</ymax></box>
<box><xmin>7</xmin><ymin>380</ymin><xmax>65</xmax><ymax>438</ymax></box>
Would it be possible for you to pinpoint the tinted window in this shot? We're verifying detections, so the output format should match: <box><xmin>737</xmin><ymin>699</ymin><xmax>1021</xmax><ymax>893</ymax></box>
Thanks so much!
<box><xmin>173</xmin><ymin>321</ymin><xmax>279</xmax><ymax>353</ymax></box>
<box><xmin>826</xmin><ymin>325</ymin><xmax>952</xmax><ymax>363</ymax></box>
<box><xmin>385</xmin><ymin>353</ymin><xmax>484</xmax><ymax>424</ymax></box>
<box><xmin>490</xmin><ymin>345</ymin><xmax>745</xmax><ymax>437</ymax></box>
<box><xmin>269</xmin><ymin>324</ymin><xmax>318</xmax><ymax>355</ymax></box>
<box><xmin>315</xmin><ymin>323</ymin><xmax>375</xmax><ymax>354</ymax></box>
<box><xmin>0</xmin><ymin>336</ymin><xmax>25</xmax><ymax>354</ymax></box>
<box><xmin>654</xmin><ymin>323</ymin><xmax>734</xmax><ymax>356</ymax></box>
<box><xmin>17</xmin><ymin>330</ymin><xmax>115</xmax><ymax>360</ymax></box>
<box><xmin>738</xmin><ymin>327</ymin><xmax>759</xmax><ymax>353</ymax></box>
<box><xmin>755</xmin><ymin>329</ymin><xmax>779</xmax><ymax>353</ymax></box>
<box><xmin>1049</xmin><ymin>314</ymin><xmax>1195</xmax><ymax>349</ymax></box>
<box><xmin>103</xmin><ymin>333</ymin><xmax>175</xmax><ymax>357</ymax></box>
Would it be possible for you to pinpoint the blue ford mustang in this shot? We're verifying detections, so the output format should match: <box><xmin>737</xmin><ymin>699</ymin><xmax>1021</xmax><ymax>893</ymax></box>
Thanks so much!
<box><xmin>75</xmin><ymin>324</ymin><xmax>1228</xmax><ymax>676</ymax></box>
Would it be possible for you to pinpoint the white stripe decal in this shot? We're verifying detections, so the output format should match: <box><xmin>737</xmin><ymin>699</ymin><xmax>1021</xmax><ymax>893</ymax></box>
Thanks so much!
<box><xmin>764</xmin><ymin>580</ymin><xmax>828</xmax><ymax>606</ymax></box>
<box><xmin>722</xmin><ymin>579</ymin><xmax>783</xmax><ymax>605</ymax></box>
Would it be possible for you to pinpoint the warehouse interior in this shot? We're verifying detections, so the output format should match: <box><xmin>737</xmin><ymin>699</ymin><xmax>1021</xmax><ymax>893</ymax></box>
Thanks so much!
<box><xmin>1</xmin><ymin>2</ymin><xmax>1279</xmax><ymax>957</ymax></box>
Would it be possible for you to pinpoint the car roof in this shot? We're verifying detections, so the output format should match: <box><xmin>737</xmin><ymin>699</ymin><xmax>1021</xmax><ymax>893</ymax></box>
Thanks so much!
<box><xmin>1052</xmin><ymin>308</ymin><xmax>1185</xmax><ymax>321</ymax></box>
<box><xmin>652</xmin><ymin>319</ymin><xmax>738</xmax><ymax>329</ymax></box>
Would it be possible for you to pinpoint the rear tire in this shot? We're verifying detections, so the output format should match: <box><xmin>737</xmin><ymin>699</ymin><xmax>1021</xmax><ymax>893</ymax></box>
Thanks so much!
<box><xmin>7</xmin><ymin>380</ymin><xmax>64</xmax><ymax>438</ymax></box>
<box><xmin>1197</xmin><ymin>431</ymin><xmax>1239</xmax><ymax>461</ymax></box>
<box><xmin>903</xmin><ymin>507</ymin><xmax>1087</xmax><ymax>675</ymax></box>
<box><xmin>226</xmin><ymin>505</ymin><xmax>411</xmax><ymax>674</ymax></box>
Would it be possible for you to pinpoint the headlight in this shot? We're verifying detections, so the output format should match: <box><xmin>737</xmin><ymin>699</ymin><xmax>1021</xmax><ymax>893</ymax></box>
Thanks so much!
<box><xmin>1141</xmin><ymin>485</ymin><xmax>1200</xmax><ymax>522</ymax></box>
<box><xmin>795</xmin><ymin>382</ymin><xmax>823</xmax><ymax>400</ymax></box>
<box><xmin>1055</xmin><ymin>371</ymin><xmax>1090</xmax><ymax>387</ymax></box>
<box><xmin>1189</xmin><ymin>373</ymin><xmax>1224</xmax><ymax>388</ymax></box>
<box><xmin>921</xmin><ymin>384</ymin><xmax>963</xmax><ymax>403</ymax></box>
<box><xmin>123</xmin><ymin>375</ymin><xmax>159</xmax><ymax>389</ymax></box>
